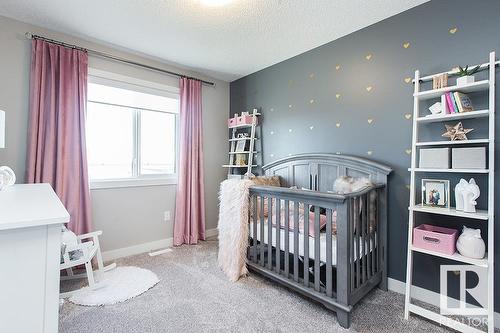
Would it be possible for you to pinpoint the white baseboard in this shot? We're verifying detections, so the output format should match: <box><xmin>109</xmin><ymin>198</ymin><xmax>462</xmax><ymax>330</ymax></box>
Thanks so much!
<box><xmin>101</xmin><ymin>228</ymin><xmax>218</xmax><ymax>262</ymax></box>
<box><xmin>102</xmin><ymin>238</ymin><xmax>173</xmax><ymax>262</ymax></box>
<box><xmin>206</xmin><ymin>228</ymin><xmax>218</xmax><ymax>238</ymax></box>
<box><xmin>388</xmin><ymin>277</ymin><xmax>499</xmax><ymax>328</ymax></box>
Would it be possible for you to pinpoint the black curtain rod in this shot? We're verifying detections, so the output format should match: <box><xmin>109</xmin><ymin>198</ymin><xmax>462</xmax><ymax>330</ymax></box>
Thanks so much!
<box><xmin>25</xmin><ymin>32</ymin><xmax>216</xmax><ymax>86</ymax></box>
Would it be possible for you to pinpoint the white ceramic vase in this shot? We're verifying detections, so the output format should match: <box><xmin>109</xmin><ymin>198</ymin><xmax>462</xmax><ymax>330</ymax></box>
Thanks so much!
<box><xmin>456</xmin><ymin>226</ymin><xmax>485</xmax><ymax>259</ymax></box>
<box><xmin>463</xmin><ymin>178</ymin><xmax>480</xmax><ymax>213</ymax></box>
<box><xmin>455</xmin><ymin>178</ymin><xmax>480</xmax><ymax>213</ymax></box>
<box><xmin>456</xmin><ymin>75</ymin><xmax>475</xmax><ymax>86</ymax></box>
<box><xmin>454</xmin><ymin>178</ymin><xmax>468</xmax><ymax>211</ymax></box>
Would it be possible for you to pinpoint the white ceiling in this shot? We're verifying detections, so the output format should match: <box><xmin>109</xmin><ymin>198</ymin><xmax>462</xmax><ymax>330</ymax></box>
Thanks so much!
<box><xmin>0</xmin><ymin>0</ymin><xmax>429</xmax><ymax>81</ymax></box>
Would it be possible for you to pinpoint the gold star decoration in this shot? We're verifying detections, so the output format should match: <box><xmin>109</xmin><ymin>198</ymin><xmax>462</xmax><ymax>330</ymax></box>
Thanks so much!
<box><xmin>441</xmin><ymin>122</ymin><xmax>473</xmax><ymax>141</ymax></box>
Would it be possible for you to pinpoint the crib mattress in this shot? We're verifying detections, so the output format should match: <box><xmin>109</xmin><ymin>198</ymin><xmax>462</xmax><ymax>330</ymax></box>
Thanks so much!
<box><xmin>249</xmin><ymin>221</ymin><xmax>373</xmax><ymax>266</ymax></box>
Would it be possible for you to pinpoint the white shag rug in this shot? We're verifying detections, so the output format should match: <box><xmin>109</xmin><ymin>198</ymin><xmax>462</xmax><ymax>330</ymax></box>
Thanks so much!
<box><xmin>69</xmin><ymin>266</ymin><xmax>159</xmax><ymax>306</ymax></box>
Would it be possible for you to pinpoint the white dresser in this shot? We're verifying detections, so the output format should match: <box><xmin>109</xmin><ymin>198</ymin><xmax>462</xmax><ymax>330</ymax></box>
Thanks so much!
<box><xmin>0</xmin><ymin>184</ymin><xmax>70</xmax><ymax>333</ymax></box>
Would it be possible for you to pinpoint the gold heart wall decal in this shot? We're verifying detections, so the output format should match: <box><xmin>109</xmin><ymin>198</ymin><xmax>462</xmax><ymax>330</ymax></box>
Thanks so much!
<box><xmin>365</xmin><ymin>53</ymin><xmax>372</xmax><ymax>60</ymax></box>
<box><xmin>309</xmin><ymin>99</ymin><xmax>315</xmax><ymax>104</ymax></box>
<box><xmin>367</xmin><ymin>151</ymin><xmax>373</xmax><ymax>155</ymax></box>
<box><xmin>367</xmin><ymin>118</ymin><xmax>373</xmax><ymax>124</ymax></box>
<box><xmin>405</xmin><ymin>113</ymin><xmax>412</xmax><ymax>120</ymax></box>
<box><xmin>404</xmin><ymin>77</ymin><xmax>412</xmax><ymax>83</ymax></box>
<box><xmin>336</xmin><ymin>123</ymin><xmax>341</xmax><ymax>128</ymax></box>
<box><xmin>366</xmin><ymin>86</ymin><xmax>373</xmax><ymax>92</ymax></box>
<box><xmin>405</xmin><ymin>149</ymin><xmax>412</xmax><ymax>155</ymax></box>
<box><xmin>403</xmin><ymin>42</ymin><xmax>410</xmax><ymax>49</ymax></box>
<box><xmin>449</xmin><ymin>27</ymin><xmax>457</xmax><ymax>34</ymax></box>
<box><xmin>335</xmin><ymin>65</ymin><xmax>341</xmax><ymax>70</ymax></box>
<box><xmin>336</xmin><ymin>93</ymin><xmax>341</xmax><ymax>99</ymax></box>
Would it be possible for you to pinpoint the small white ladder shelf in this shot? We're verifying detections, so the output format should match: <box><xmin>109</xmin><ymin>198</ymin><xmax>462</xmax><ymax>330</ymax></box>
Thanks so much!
<box><xmin>223</xmin><ymin>108</ymin><xmax>260</xmax><ymax>178</ymax></box>
<box><xmin>404</xmin><ymin>52</ymin><xmax>496</xmax><ymax>333</ymax></box>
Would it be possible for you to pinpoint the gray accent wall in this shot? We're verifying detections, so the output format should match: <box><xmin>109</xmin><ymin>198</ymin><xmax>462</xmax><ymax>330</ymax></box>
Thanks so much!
<box><xmin>231</xmin><ymin>0</ymin><xmax>500</xmax><ymax>311</ymax></box>
<box><xmin>0</xmin><ymin>15</ymin><xmax>229</xmax><ymax>253</ymax></box>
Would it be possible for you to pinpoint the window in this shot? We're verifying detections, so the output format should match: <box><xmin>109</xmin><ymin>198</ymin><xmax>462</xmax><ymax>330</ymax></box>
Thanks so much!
<box><xmin>86</xmin><ymin>71</ymin><xmax>179</xmax><ymax>188</ymax></box>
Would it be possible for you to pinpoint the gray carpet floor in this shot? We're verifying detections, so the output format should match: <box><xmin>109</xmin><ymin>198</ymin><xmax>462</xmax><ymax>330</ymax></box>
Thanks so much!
<box><xmin>60</xmin><ymin>239</ymin><xmax>461</xmax><ymax>333</ymax></box>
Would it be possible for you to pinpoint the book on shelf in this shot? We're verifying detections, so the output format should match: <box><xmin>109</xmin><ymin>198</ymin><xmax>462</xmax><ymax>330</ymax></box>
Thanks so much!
<box><xmin>453</xmin><ymin>92</ymin><xmax>460</xmax><ymax>113</ymax></box>
<box><xmin>453</xmin><ymin>92</ymin><xmax>474</xmax><ymax>113</ymax></box>
<box><xmin>451</xmin><ymin>92</ymin><xmax>460</xmax><ymax>113</ymax></box>
<box><xmin>441</xmin><ymin>94</ymin><xmax>448</xmax><ymax>114</ymax></box>
<box><xmin>445</xmin><ymin>92</ymin><xmax>457</xmax><ymax>113</ymax></box>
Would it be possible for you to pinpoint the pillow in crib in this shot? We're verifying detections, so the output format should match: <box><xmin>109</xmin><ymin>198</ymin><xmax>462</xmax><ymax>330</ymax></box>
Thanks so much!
<box><xmin>308</xmin><ymin>205</ymin><xmax>337</xmax><ymax>235</ymax></box>
<box><xmin>306</xmin><ymin>210</ymin><xmax>338</xmax><ymax>236</ymax></box>
<box><xmin>271</xmin><ymin>203</ymin><xmax>337</xmax><ymax>237</ymax></box>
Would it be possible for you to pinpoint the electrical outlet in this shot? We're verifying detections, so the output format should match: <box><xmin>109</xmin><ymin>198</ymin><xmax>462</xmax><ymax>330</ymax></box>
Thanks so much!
<box><xmin>164</xmin><ymin>211</ymin><xmax>171</xmax><ymax>221</ymax></box>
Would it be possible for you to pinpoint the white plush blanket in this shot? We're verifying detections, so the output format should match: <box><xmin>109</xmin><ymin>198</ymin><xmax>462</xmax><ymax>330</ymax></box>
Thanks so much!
<box><xmin>217</xmin><ymin>178</ymin><xmax>254</xmax><ymax>281</ymax></box>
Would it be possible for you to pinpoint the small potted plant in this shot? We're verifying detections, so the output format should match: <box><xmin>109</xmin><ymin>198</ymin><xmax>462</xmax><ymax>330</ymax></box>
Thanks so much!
<box><xmin>456</xmin><ymin>65</ymin><xmax>480</xmax><ymax>86</ymax></box>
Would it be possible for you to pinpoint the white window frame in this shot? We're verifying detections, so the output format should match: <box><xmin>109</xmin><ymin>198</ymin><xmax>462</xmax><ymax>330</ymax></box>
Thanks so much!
<box><xmin>87</xmin><ymin>68</ymin><xmax>180</xmax><ymax>190</ymax></box>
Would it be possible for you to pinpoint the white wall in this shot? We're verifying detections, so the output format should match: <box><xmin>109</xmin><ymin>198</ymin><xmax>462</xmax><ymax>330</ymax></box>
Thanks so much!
<box><xmin>0</xmin><ymin>15</ymin><xmax>228</xmax><ymax>252</ymax></box>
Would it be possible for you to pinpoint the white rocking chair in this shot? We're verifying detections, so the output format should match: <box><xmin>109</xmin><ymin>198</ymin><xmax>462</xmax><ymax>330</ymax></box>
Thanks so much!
<box><xmin>60</xmin><ymin>229</ymin><xmax>116</xmax><ymax>298</ymax></box>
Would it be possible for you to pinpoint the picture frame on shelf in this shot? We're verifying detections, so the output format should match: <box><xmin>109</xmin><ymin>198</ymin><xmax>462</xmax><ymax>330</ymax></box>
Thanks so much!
<box><xmin>235</xmin><ymin>139</ymin><xmax>246</xmax><ymax>152</ymax></box>
<box><xmin>422</xmin><ymin>179</ymin><xmax>450</xmax><ymax>208</ymax></box>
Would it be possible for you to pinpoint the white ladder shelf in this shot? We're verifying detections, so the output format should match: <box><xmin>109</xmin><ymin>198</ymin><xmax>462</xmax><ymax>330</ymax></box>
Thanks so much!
<box><xmin>404</xmin><ymin>51</ymin><xmax>496</xmax><ymax>333</ymax></box>
<box><xmin>224</xmin><ymin>108</ymin><xmax>260</xmax><ymax>177</ymax></box>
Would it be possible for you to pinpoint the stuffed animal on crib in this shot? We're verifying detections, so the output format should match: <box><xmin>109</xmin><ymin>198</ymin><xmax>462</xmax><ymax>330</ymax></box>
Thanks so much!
<box><xmin>333</xmin><ymin>176</ymin><xmax>376</xmax><ymax>230</ymax></box>
<box><xmin>333</xmin><ymin>176</ymin><xmax>372</xmax><ymax>194</ymax></box>
<box><xmin>456</xmin><ymin>226</ymin><xmax>485</xmax><ymax>259</ymax></box>
<box><xmin>454</xmin><ymin>178</ymin><xmax>480</xmax><ymax>213</ymax></box>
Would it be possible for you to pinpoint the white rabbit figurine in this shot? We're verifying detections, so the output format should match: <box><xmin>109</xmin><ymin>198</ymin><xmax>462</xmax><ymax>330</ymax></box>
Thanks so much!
<box><xmin>454</xmin><ymin>178</ymin><xmax>468</xmax><ymax>211</ymax></box>
<box><xmin>456</xmin><ymin>226</ymin><xmax>485</xmax><ymax>259</ymax></box>
<box><xmin>462</xmin><ymin>178</ymin><xmax>480</xmax><ymax>213</ymax></box>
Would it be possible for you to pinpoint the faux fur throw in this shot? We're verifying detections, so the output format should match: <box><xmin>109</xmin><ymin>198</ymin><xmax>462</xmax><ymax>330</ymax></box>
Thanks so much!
<box><xmin>217</xmin><ymin>178</ymin><xmax>254</xmax><ymax>281</ymax></box>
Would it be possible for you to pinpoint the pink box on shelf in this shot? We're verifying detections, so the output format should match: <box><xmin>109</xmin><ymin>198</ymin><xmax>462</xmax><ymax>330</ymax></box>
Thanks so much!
<box><xmin>227</xmin><ymin>117</ymin><xmax>237</xmax><ymax>128</ymax></box>
<box><xmin>413</xmin><ymin>224</ymin><xmax>458</xmax><ymax>255</ymax></box>
<box><xmin>236</xmin><ymin>115</ymin><xmax>257</xmax><ymax>126</ymax></box>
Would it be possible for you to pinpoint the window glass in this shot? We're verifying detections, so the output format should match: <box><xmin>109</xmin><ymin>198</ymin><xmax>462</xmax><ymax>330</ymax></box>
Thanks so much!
<box><xmin>88</xmin><ymin>82</ymin><xmax>178</xmax><ymax>113</ymax></box>
<box><xmin>140</xmin><ymin>111</ymin><xmax>176</xmax><ymax>175</ymax></box>
<box><xmin>86</xmin><ymin>102</ymin><xmax>134</xmax><ymax>179</ymax></box>
<box><xmin>86</xmin><ymin>77</ymin><xmax>179</xmax><ymax>181</ymax></box>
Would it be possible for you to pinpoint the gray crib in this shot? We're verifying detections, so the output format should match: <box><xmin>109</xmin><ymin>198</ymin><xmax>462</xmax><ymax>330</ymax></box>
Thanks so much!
<box><xmin>247</xmin><ymin>153</ymin><xmax>392</xmax><ymax>328</ymax></box>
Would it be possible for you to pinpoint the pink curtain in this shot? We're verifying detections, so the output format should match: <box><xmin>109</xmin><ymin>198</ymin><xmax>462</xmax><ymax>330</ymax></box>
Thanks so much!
<box><xmin>174</xmin><ymin>78</ymin><xmax>205</xmax><ymax>245</ymax></box>
<box><xmin>26</xmin><ymin>39</ymin><xmax>92</xmax><ymax>235</ymax></box>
